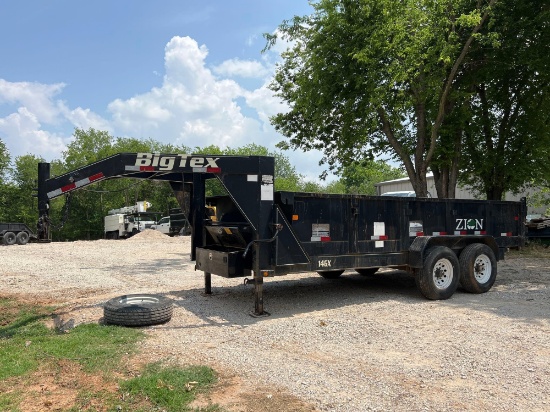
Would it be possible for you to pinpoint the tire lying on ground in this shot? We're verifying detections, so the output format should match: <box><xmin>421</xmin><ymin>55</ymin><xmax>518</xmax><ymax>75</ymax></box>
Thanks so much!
<box><xmin>103</xmin><ymin>294</ymin><xmax>173</xmax><ymax>327</ymax></box>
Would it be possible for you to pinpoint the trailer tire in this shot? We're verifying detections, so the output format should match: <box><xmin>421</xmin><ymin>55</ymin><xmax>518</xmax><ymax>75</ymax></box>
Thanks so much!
<box><xmin>356</xmin><ymin>268</ymin><xmax>379</xmax><ymax>276</ymax></box>
<box><xmin>318</xmin><ymin>270</ymin><xmax>344</xmax><ymax>279</ymax></box>
<box><xmin>103</xmin><ymin>294</ymin><xmax>173</xmax><ymax>327</ymax></box>
<box><xmin>16</xmin><ymin>231</ymin><xmax>30</xmax><ymax>245</ymax></box>
<box><xmin>2</xmin><ymin>232</ymin><xmax>17</xmax><ymax>246</ymax></box>
<box><xmin>416</xmin><ymin>246</ymin><xmax>459</xmax><ymax>300</ymax></box>
<box><xmin>459</xmin><ymin>243</ymin><xmax>497</xmax><ymax>294</ymax></box>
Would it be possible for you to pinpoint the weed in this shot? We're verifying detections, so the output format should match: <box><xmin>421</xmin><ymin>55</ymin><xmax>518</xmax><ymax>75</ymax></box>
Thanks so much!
<box><xmin>119</xmin><ymin>362</ymin><xmax>218</xmax><ymax>411</ymax></box>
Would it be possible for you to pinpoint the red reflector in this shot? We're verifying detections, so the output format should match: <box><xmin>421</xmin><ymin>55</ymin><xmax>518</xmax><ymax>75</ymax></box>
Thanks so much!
<box><xmin>206</xmin><ymin>167</ymin><xmax>221</xmax><ymax>174</ymax></box>
<box><xmin>460</xmin><ymin>231</ymin><xmax>467</xmax><ymax>235</ymax></box>
<box><xmin>89</xmin><ymin>172</ymin><xmax>104</xmax><ymax>182</ymax></box>
<box><xmin>417</xmin><ymin>232</ymin><xmax>424</xmax><ymax>236</ymax></box>
<box><xmin>514</xmin><ymin>216</ymin><xmax>519</xmax><ymax>221</ymax></box>
<box><xmin>507</xmin><ymin>232</ymin><xmax>512</xmax><ymax>236</ymax></box>
<box><xmin>320</xmin><ymin>236</ymin><xmax>331</xmax><ymax>242</ymax></box>
<box><xmin>140</xmin><ymin>166</ymin><xmax>155</xmax><ymax>171</ymax></box>
<box><xmin>61</xmin><ymin>182</ymin><xmax>76</xmax><ymax>193</ymax></box>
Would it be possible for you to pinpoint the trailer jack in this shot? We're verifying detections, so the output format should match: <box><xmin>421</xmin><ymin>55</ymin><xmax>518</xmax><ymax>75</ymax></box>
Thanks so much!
<box><xmin>244</xmin><ymin>275</ymin><xmax>270</xmax><ymax>317</ymax></box>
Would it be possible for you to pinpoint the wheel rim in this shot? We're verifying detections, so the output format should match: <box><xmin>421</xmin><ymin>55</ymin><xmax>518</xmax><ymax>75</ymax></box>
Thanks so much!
<box><xmin>473</xmin><ymin>254</ymin><xmax>492</xmax><ymax>284</ymax></box>
<box><xmin>432</xmin><ymin>258</ymin><xmax>453</xmax><ymax>289</ymax></box>
<box><xmin>118</xmin><ymin>295</ymin><xmax>159</xmax><ymax>305</ymax></box>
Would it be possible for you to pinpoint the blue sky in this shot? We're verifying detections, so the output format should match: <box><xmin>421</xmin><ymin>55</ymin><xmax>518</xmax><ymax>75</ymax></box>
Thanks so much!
<box><xmin>0</xmin><ymin>1</ymin><xmax>334</xmax><ymax>180</ymax></box>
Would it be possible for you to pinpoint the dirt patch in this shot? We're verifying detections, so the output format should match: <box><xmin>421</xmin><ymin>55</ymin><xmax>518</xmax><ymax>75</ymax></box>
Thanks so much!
<box><xmin>191</xmin><ymin>373</ymin><xmax>316</xmax><ymax>412</ymax></box>
<box><xmin>2</xmin><ymin>360</ymin><xmax>118</xmax><ymax>412</ymax></box>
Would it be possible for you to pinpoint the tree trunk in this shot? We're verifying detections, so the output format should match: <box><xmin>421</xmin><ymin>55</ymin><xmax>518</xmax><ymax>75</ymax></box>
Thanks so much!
<box><xmin>432</xmin><ymin>129</ymin><xmax>462</xmax><ymax>198</ymax></box>
<box><xmin>486</xmin><ymin>186</ymin><xmax>505</xmax><ymax>201</ymax></box>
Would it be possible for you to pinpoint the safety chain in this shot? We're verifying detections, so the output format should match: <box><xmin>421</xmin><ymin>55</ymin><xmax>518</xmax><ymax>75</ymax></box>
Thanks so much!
<box><xmin>49</xmin><ymin>193</ymin><xmax>72</xmax><ymax>230</ymax></box>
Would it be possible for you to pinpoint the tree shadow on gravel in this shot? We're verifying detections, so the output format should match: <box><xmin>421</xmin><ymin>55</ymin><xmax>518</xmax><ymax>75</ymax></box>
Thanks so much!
<box><xmin>161</xmin><ymin>267</ymin><xmax>549</xmax><ymax>328</ymax></box>
<box><xmin>163</xmin><ymin>270</ymin><xmax>421</xmax><ymax>327</ymax></box>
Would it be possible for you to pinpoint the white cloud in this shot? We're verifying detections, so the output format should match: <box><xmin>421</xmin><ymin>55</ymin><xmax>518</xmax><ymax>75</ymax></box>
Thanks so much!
<box><xmin>108</xmin><ymin>36</ymin><xmax>262</xmax><ymax>149</ymax></box>
<box><xmin>212</xmin><ymin>58</ymin><xmax>270</xmax><ymax>79</ymax></box>
<box><xmin>244</xmin><ymin>83</ymin><xmax>288</xmax><ymax>125</ymax></box>
<box><xmin>61</xmin><ymin>105</ymin><xmax>113</xmax><ymax>133</ymax></box>
<box><xmin>0</xmin><ymin>79</ymin><xmax>109</xmax><ymax>160</ymax></box>
<box><xmin>0</xmin><ymin>107</ymin><xmax>67</xmax><ymax>158</ymax></box>
<box><xmin>0</xmin><ymin>79</ymin><xmax>65</xmax><ymax>124</ymax></box>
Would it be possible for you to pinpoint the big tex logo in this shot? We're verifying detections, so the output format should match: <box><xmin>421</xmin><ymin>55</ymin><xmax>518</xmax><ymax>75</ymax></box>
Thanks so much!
<box><xmin>134</xmin><ymin>153</ymin><xmax>220</xmax><ymax>171</ymax></box>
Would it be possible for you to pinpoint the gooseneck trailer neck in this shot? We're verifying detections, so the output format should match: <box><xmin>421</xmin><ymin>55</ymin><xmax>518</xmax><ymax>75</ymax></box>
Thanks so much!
<box><xmin>37</xmin><ymin>153</ymin><xmax>526</xmax><ymax>316</ymax></box>
<box><xmin>37</xmin><ymin>153</ymin><xmax>277</xmax><ymax>314</ymax></box>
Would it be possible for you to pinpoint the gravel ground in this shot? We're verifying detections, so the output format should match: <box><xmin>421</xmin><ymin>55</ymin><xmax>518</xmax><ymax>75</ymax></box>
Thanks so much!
<box><xmin>1</xmin><ymin>230</ymin><xmax>549</xmax><ymax>411</ymax></box>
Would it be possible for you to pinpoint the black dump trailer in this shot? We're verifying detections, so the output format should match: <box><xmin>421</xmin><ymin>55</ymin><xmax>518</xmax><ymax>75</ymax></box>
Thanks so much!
<box><xmin>0</xmin><ymin>222</ymin><xmax>36</xmax><ymax>246</ymax></box>
<box><xmin>36</xmin><ymin>153</ymin><xmax>526</xmax><ymax>315</ymax></box>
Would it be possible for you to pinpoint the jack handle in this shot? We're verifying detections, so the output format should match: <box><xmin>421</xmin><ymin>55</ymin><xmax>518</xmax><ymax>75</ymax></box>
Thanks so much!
<box><xmin>242</xmin><ymin>223</ymin><xmax>283</xmax><ymax>258</ymax></box>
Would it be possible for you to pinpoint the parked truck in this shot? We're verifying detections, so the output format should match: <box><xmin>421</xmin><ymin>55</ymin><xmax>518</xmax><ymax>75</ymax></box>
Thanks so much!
<box><xmin>0</xmin><ymin>222</ymin><xmax>36</xmax><ymax>246</ymax></box>
<box><xmin>151</xmin><ymin>206</ymin><xmax>212</xmax><ymax>236</ymax></box>
<box><xmin>104</xmin><ymin>201</ymin><xmax>157</xmax><ymax>239</ymax></box>
<box><xmin>150</xmin><ymin>216</ymin><xmax>171</xmax><ymax>235</ymax></box>
<box><xmin>35</xmin><ymin>153</ymin><xmax>526</xmax><ymax>315</ymax></box>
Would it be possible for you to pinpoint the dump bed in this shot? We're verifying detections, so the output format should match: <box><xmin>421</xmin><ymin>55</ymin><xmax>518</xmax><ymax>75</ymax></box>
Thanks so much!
<box><xmin>197</xmin><ymin>191</ymin><xmax>525</xmax><ymax>278</ymax></box>
<box><xmin>276</xmin><ymin>192</ymin><xmax>524</xmax><ymax>272</ymax></box>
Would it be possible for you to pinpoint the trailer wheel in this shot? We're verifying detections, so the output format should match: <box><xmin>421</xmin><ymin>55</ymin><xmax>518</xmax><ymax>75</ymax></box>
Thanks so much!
<box><xmin>356</xmin><ymin>268</ymin><xmax>379</xmax><ymax>276</ymax></box>
<box><xmin>459</xmin><ymin>244</ymin><xmax>497</xmax><ymax>294</ymax></box>
<box><xmin>103</xmin><ymin>294</ymin><xmax>173</xmax><ymax>327</ymax></box>
<box><xmin>318</xmin><ymin>270</ymin><xmax>344</xmax><ymax>279</ymax></box>
<box><xmin>16</xmin><ymin>231</ymin><xmax>30</xmax><ymax>245</ymax></box>
<box><xmin>416</xmin><ymin>246</ymin><xmax>459</xmax><ymax>300</ymax></box>
<box><xmin>2</xmin><ymin>231</ymin><xmax>17</xmax><ymax>246</ymax></box>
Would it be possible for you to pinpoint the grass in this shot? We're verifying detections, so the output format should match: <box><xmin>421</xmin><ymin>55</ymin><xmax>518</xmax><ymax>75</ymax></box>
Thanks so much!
<box><xmin>0</xmin><ymin>297</ymin><xmax>220</xmax><ymax>412</ymax></box>
<box><xmin>119</xmin><ymin>363</ymin><xmax>219</xmax><ymax>411</ymax></box>
<box><xmin>507</xmin><ymin>241</ymin><xmax>550</xmax><ymax>259</ymax></box>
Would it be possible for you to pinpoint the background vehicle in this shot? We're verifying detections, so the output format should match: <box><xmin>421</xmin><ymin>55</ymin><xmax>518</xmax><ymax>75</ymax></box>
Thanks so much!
<box><xmin>0</xmin><ymin>222</ymin><xmax>35</xmax><ymax>246</ymax></box>
<box><xmin>150</xmin><ymin>216</ymin><xmax>170</xmax><ymax>235</ymax></box>
<box><xmin>104</xmin><ymin>201</ymin><xmax>157</xmax><ymax>239</ymax></box>
<box><xmin>382</xmin><ymin>190</ymin><xmax>432</xmax><ymax>198</ymax></box>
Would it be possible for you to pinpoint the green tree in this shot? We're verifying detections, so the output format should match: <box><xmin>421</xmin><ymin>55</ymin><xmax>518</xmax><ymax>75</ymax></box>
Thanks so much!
<box><xmin>9</xmin><ymin>155</ymin><xmax>45</xmax><ymax>225</ymax></box>
<box><xmin>63</xmin><ymin>128</ymin><xmax>116</xmax><ymax>170</ymax></box>
<box><xmin>0</xmin><ymin>138</ymin><xmax>12</xmax><ymax>221</ymax></box>
<box><xmin>340</xmin><ymin>161</ymin><xmax>405</xmax><ymax>195</ymax></box>
<box><xmin>0</xmin><ymin>138</ymin><xmax>9</xmax><ymax>183</ymax></box>
<box><xmin>266</xmin><ymin>0</ymin><xmax>499</xmax><ymax>197</ymax></box>
<box><xmin>458</xmin><ymin>0</ymin><xmax>550</xmax><ymax>199</ymax></box>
